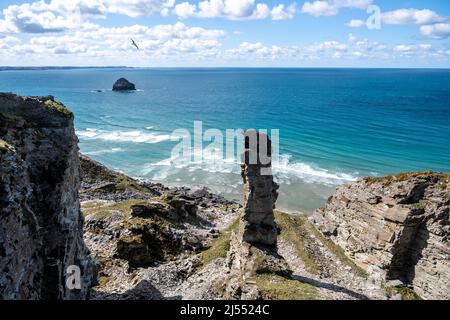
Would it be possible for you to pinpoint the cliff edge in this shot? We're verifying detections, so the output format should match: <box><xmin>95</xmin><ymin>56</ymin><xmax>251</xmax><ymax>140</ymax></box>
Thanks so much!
<box><xmin>0</xmin><ymin>93</ymin><xmax>95</xmax><ymax>299</ymax></box>
<box><xmin>311</xmin><ymin>172</ymin><xmax>450</xmax><ymax>300</ymax></box>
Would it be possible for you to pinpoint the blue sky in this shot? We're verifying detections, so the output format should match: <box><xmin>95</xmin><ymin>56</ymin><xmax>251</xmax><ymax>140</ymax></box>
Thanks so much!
<box><xmin>0</xmin><ymin>0</ymin><xmax>449</xmax><ymax>67</ymax></box>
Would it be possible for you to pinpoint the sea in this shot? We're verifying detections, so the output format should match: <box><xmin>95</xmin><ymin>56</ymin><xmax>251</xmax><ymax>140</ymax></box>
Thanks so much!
<box><xmin>1</xmin><ymin>68</ymin><xmax>449</xmax><ymax>213</ymax></box>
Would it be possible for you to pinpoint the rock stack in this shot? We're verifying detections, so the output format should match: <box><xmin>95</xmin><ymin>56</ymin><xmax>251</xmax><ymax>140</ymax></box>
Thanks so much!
<box><xmin>224</xmin><ymin>131</ymin><xmax>291</xmax><ymax>299</ymax></box>
<box><xmin>240</xmin><ymin>130</ymin><xmax>279</xmax><ymax>246</ymax></box>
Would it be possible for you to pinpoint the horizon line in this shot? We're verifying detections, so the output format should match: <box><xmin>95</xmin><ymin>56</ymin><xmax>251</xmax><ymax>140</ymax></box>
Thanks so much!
<box><xmin>1</xmin><ymin>66</ymin><xmax>450</xmax><ymax>70</ymax></box>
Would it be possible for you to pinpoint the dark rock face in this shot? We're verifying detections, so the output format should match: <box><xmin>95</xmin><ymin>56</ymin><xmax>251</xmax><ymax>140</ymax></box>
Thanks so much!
<box><xmin>311</xmin><ymin>172</ymin><xmax>450</xmax><ymax>300</ymax></box>
<box><xmin>0</xmin><ymin>93</ymin><xmax>95</xmax><ymax>300</ymax></box>
<box><xmin>112</xmin><ymin>78</ymin><xmax>136</xmax><ymax>91</ymax></box>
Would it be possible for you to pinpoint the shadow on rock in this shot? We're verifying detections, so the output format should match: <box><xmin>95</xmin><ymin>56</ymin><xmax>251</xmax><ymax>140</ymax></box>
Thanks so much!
<box><xmin>292</xmin><ymin>275</ymin><xmax>369</xmax><ymax>300</ymax></box>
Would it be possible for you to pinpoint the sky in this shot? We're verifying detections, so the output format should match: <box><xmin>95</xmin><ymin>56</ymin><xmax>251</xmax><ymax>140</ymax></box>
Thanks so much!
<box><xmin>0</xmin><ymin>0</ymin><xmax>450</xmax><ymax>67</ymax></box>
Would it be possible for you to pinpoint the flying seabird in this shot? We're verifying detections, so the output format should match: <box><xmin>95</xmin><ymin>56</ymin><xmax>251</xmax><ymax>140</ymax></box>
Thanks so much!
<box><xmin>131</xmin><ymin>38</ymin><xmax>140</xmax><ymax>50</ymax></box>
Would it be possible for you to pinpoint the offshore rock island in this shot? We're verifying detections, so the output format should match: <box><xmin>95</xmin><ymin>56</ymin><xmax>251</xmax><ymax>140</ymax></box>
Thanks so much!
<box><xmin>0</xmin><ymin>93</ymin><xmax>449</xmax><ymax>300</ymax></box>
<box><xmin>112</xmin><ymin>78</ymin><xmax>136</xmax><ymax>91</ymax></box>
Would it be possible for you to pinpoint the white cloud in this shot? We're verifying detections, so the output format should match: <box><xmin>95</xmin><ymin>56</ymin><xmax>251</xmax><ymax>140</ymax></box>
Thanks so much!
<box><xmin>271</xmin><ymin>3</ymin><xmax>297</xmax><ymax>21</ymax></box>
<box><xmin>174</xmin><ymin>2</ymin><xmax>197</xmax><ymax>18</ymax></box>
<box><xmin>1</xmin><ymin>2</ymin><xmax>82</xmax><ymax>33</ymax></box>
<box><xmin>0</xmin><ymin>0</ymin><xmax>176</xmax><ymax>34</ymax></box>
<box><xmin>420</xmin><ymin>23</ymin><xmax>450</xmax><ymax>40</ymax></box>
<box><xmin>347</xmin><ymin>33</ymin><xmax>356</xmax><ymax>43</ymax></box>
<box><xmin>0</xmin><ymin>36</ymin><xmax>21</xmax><ymax>49</ymax></box>
<box><xmin>0</xmin><ymin>21</ymin><xmax>225</xmax><ymax>63</ymax></box>
<box><xmin>419</xmin><ymin>44</ymin><xmax>432</xmax><ymax>50</ymax></box>
<box><xmin>392</xmin><ymin>43</ymin><xmax>437</xmax><ymax>58</ymax></box>
<box><xmin>226</xmin><ymin>41</ymin><xmax>299</xmax><ymax>59</ymax></box>
<box><xmin>381</xmin><ymin>8</ymin><xmax>445</xmax><ymax>25</ymax></box>
<box><xmin>225</xmin><ymin>37</ymin><xmax>395</xmax><ymax>62</ymax></box>
<box><xmin>301</xmin><ymin>0</ymin><xmax>372</xmax><ymax>17</ymax></box>
<box><xmin>176</xmin><ymin>0</ymin><xmax>267</xmax><ymax>20</ymax></box>
<box><xmin>173</xmin><ymin>0</ymin><xmax>296</xmax><ymax>21</ymax></box>
<box><xmin>344</xmin><ymin>8</ymin><xmax>449</xmax><ymax>40</ymax></box>
<box><xmin>104</xmin><ymin>0</ymin><xmax>175</xmax><ymax>17</ymax></box>
<box><xmin>346</xmin><ymin>19</ymin><xmax>365</xmax><ymax>28</ymax></box>
<box><xmin>394</xmin><ymin>44</ymin><xmax>415</xmax><ymax>53</ymax></box>
<box><xmin>3</xmin><ymin>26</ymin><xmax>450</xmax><ymax>66</ymax></box>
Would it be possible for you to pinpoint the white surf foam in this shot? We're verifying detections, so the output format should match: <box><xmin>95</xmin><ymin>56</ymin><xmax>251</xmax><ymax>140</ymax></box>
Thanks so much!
<box><xmin>77</xmin><ymin>128</ymin><xmax>171</xmax><ymax>144</ymax></box>
<box><xmin>273</xmin><ymin>154</ymin><xmax>356</xmax><ymax>184</ymax></box>
<box><xmin>142</xmin><ymin>152</ymin><xmax>357</xmax><ymax>186</ymax></box>
<box><xmin>84</xmin><ymin>148</ymin><xmax>125</xmax><ymax>156</ymax></box>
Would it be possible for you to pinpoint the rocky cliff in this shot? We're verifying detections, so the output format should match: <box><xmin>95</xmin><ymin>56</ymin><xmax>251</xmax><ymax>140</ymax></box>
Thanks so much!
<box><xmin>0</xmin><ymin>93</ymin><xmax>95</xmax><ymax>299</ymax></box>
<box><xmin>311</xmin><ymin>172</ymin><xmax>450</xmax><ymax>300</ymax></box>
<box><xmin>2</xmin><ymin>94</ymin><xmax>448</xmax><ymax>301</ymax></box>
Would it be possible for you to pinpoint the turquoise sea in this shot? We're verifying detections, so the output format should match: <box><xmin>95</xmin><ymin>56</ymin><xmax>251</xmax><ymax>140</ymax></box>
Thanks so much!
<box><xmin>1</xmin><ymin>68</ymin><xmax>449</xmax><ymax>212</ymax></box>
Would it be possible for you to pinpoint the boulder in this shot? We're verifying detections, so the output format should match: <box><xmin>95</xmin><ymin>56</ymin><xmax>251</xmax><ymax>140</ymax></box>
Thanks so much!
<box><xmin>112</xmin><ymin>78</ymin><xmax>136</xmax><ymax>91</ymax></box>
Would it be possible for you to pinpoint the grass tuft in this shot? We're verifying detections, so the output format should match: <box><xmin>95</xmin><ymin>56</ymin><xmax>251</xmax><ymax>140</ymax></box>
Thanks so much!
<box><xmin>44</xmin><ymin>99</ymin><xmax>72</xmax><ymax>118</ymax></box>
<box><xmin>411</xmin><ymin>200</ymin><xmax>428</xmax><ymax>210</ymax></box>
<box><xmin>386</xmin><ymin>286</ymin><xmax>422</xmax><ymax>300</ymax></box>
<box><xmin>254</xmin><ymin>274</ymin><xmax>318</xmax><ymax>300</ymax></box>
<box><xmin>364</xmin><ymin>171</ymin><xmax>435</xmax><ymax>186</ymax></box>
<box><xmin>200</xmin><ymin>218</ymin><xmax>240</xmax><ymax>266</ymax></box>
<box><xmin>275</xmin><ymin>212</ymin><xmax>319</xmax><ymax>275</ymax></box>
<box><xmin>0</xmin><ymin>139</ymin><xmax>14</xmax><ymax>153</ymax></box>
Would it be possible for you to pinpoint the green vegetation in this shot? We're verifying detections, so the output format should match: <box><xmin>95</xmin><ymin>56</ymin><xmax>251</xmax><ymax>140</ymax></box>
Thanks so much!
<box><xmin>438</xmin><ymin>174</ymin><xmax>450</xmax><ymax>190</ymax></box>
<box><xmin>364</xmin><ymin>171</ymin><xmax>435</xmax><ymax>186</ymax></box>
<box><xmin>98</xmin><ymin>275</ymin><xmax>110</xmax><ymax>288</ymax></box>
<box><xmin>81</xmin><ymin>156</ymin><xmax>150</xmax><ymax>195</ymax></box>
<box><xmin>82</xmin><ymin>199</ymin><xmax>171</xmax><ymax>226</ymax></box>
<box><xmin>0</xmin><ymin>139</ymin><xmax>8</xmax><ymax>152</ymax></box>
<box><xmin>200</xmin><ymin>218</ymin><xmax>240</xmax><ymax>266</ymax></box>
<box><xmin>0</xmin><ymin>139</ymin><xmax>13</xmax><ymax>153</ymax></box>
<box><xmin>44</xmin><ymin>99</ymin><xmax>73</xmax><ymax>118</ymax></box>
<box><xmin>386</xmin><ymin>286</ymin><xmax>422</xmax><ymax>300</ymax></box>
<box><xmin>411</xmin><ymin>200</ymin><xmax>428</xmax><ymax>210</ymax></box>
<box><xmin>115</xmin><ymin>175</ymin><xmax>146</xmax><ymax>192</ymax></box>
<box><xmin>275</xmin><ymin>212</ymin><xmax>319</xmax><ymax>275</ymax></box>
<box><xmin>254</xmin><ymin>274</ymin><xmax>318</xmax><ymax>300</ymax></box>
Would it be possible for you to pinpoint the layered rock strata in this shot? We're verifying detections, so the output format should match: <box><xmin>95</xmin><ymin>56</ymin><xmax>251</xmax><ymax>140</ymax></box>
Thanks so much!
<box><xmin>311</xmin><ymin>172</ymin><xmax>450</xmax><ymax>300</ymax></box>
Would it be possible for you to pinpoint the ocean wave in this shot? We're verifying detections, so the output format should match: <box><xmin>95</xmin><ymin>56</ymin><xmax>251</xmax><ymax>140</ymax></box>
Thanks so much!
<box><xmin>273</xmin><ymin>154</ymin><xmax>356</xmax><ymax>183</ymax></box>
<box><xmin>142</xmin><ymin>152</ymin><xmax>357</xmax><ymax>186</ymax></box>
<box><xmin>84</xmin><ymin>148</ymin><xmax>125</xmax><ymax>156</ymax></box>
<box><xmin>77</xmin><ymin>128</ymin><xmax>171</xmax><ymax>144</ymax></box>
